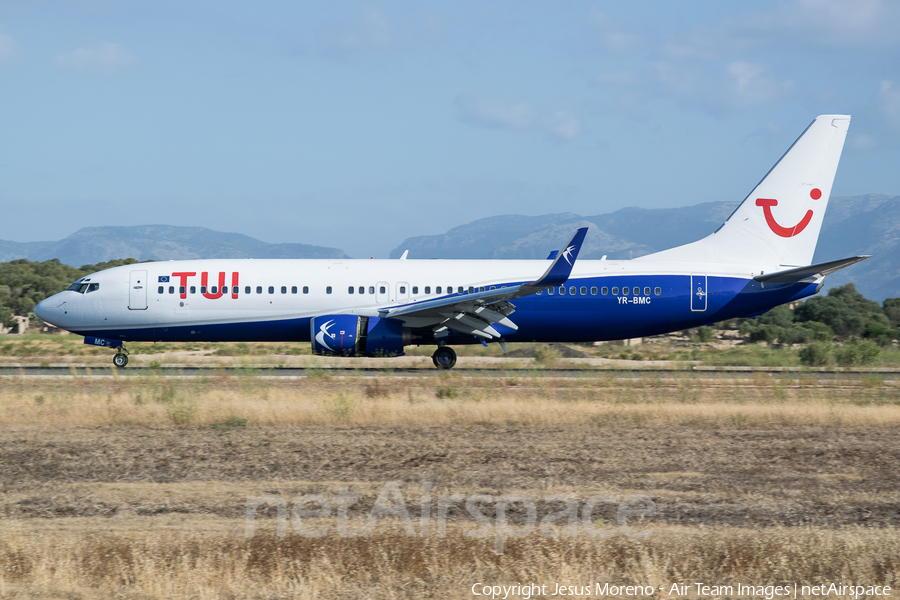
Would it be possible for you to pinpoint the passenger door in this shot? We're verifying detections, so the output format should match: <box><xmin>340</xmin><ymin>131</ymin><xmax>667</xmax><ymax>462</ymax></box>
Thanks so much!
<box><xmin>129</xmin><ymin>270</ymin><xmax>148</xmax><ymax>310</ymax></box>
<box><xmin>690</xmin><ymin>274</ymin><xmax>707</xmax><ymax>312</ymax></box>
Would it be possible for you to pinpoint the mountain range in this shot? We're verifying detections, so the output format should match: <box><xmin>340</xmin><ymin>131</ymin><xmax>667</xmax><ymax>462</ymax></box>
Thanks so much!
<box><xmin>0</xmin><ymin>225</ymin><xmax>346</xmax><ymax>266</ymax></box>
<box><xmin>1</xmin><ymin>194</ymin><xmax>897</xmax><ymax>301</ymax></box>
<box><xmin>388</xmin><ymin>194</ymin><xmax>900</xmax><ymax>302</ymax></box>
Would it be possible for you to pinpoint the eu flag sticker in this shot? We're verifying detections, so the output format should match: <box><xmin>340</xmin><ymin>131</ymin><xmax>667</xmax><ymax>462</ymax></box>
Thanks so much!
<box><xmin>158</xmin><ymin>276</ymin><xmax>170</xmax><ymax>283</ymax></box>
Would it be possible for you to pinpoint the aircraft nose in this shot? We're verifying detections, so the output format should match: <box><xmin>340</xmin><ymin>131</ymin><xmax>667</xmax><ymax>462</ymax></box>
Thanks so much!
<box><xmin>34</xmin><ymin>296</ymin><xmax>61</xmax><ymax>326</ymax></box>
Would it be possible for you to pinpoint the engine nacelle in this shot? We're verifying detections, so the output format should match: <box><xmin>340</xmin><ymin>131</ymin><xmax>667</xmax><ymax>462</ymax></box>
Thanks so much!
<box><xmin>310</xmin><ymin>315</ymin><xmax>406</xmax><ymax>357</ymax></box>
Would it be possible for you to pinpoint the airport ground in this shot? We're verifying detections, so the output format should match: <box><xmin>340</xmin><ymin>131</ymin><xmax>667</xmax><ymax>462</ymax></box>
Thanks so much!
<box><xmin>0</xmin><ymin>336</ymin><xmax>898</xmax><ymax>598</ymax></box>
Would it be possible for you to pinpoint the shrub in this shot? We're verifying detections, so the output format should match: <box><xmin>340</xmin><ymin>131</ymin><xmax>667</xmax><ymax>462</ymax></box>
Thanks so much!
<box><xmin>696</xmin><ymin>326</ymin><xmax>714</xmax><ymax>343</ymax></box>
<box><xmin>799</xmin><ymin>341</ymin><xmax>831</xmax><ymax>366</ymax></box>
<box><xmin>534</xmin><ymin>346</ymin><xmax>561</xmax><ymax>366</ymax></box>
<box><xmin>835</xmin><ymin>339</ymin><xmax>880</xmax><ymax>366</ymax></box>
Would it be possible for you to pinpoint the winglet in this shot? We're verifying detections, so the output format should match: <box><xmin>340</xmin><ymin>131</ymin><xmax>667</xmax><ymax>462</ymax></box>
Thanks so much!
<box><xmin>524</xmin><ymin>227</ymin><xmax>588</xmax><ymax>289</ymax></box>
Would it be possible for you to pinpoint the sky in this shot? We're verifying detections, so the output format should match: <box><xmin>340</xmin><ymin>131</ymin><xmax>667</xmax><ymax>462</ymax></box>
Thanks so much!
<box><xmin>1</xmin><ymin>0</ymin><xmax>899</xmax><ymax>258</ymax></box>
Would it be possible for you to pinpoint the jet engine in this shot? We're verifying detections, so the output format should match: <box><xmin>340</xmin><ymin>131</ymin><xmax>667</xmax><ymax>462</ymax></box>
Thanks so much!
<box><xmin>310</xmin><ymin>315</ymin><xmax>408</xmax><ymax>357</ymax></box>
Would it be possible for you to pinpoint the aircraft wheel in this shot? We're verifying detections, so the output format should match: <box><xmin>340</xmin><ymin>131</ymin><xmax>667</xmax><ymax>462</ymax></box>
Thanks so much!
<box><xmin>432</xmin><ymin>346</ymin><xmax>457</xmax><ymax>370</ymax></box>
<box><xmin>113</xmin><ymin>354</ymin><xmax>129</xmax><ymax>368</ymax></box>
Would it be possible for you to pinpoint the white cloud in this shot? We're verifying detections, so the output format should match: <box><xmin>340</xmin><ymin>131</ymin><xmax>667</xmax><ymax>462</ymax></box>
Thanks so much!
<box><xmin>849</xmin><ymin>133</ymin><xmax>877</xmax><ymax>150</ymax></box>
<box><xmin>587</xmin><ymin>8</ymin><xmax>643</xmax><ymax>53</ymax></box>
<box><xmin>456</xmin><ymin>89</ymin><xmax>535</xmax><ymax>130</ymax></box>
<box><xmin>544</xmin><ymin>111</ymin><xmax>582</xmax><ymax>140</ymax></box>
<box><xmin>58</xmin><ymin>42</ymin><xmax>138</xmax><ymax>75</ymax></box>
<box><xmin>736</xmin><ymin>0</ymin><xmax>900</xmax><ymax>48</ymax></box>
<box><xmin>319</xmin><ymin>6</ymin><xmax>442</xmax><ymax>55</ymax></box>
<box><xmin>455</xmin><ymin>89</ymin><xmax>582</xmax><ymax>141</ymax></box>
<box><xmin>594</xmin><ymin>71</ymin><xmax>636</xmax><ymax>86</ymax></box>
<box><xmin>723</xmin><ymin>61</ymin><xmax>792</xmax><ymax>107</ymax></box>
<box><xmin>0</xmin><ymin>31</ymin><xmax>22</xmax><ymax>64</ymax></box>
<box><xmin>654</xmin><ymin>61</ymin><xmax>792</xmax><ymax>111</ymax></box>
<box><xmin>879</xmin><ymin>80</ymin><xmax>900</xmax><ymax>130</ymax></box>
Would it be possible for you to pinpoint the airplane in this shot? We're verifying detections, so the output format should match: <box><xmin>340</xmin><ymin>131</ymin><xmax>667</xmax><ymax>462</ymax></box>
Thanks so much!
<box><xmin>35</xmin><ymin>114</ymin><xmax>867</xmax><ymax>369</ymax></box>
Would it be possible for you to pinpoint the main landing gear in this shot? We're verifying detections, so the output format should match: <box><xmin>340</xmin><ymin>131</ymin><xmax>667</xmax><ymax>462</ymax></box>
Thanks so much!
<box><xmin>432</xmin><ymin>346</ymin><xmax>457</xmax><ymax>370</ymax></box>
<box><xmin>113</xmin><ymin>346</ymin><xmax>129</xmax><ymax>368</ymax></box>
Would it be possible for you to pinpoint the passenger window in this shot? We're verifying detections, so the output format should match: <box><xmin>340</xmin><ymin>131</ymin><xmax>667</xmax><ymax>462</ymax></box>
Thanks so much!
<box><xmin>179</xmin><ymin>286</ymin><xmax>185</xmax><ymax>295</ymax></box>
<box><xmin>458</xmin><ymin>287</ymin><xmax>464</xmax><ymax>294</ymax></box>
<box><xmin>570</xmin><ymin>286</ymin><xmax>576</xmax><ymax>295</ymax></box>
<box><xmin>292</xmin><ymin>286</ymin><xmax>298</xmax><ymax>294</ymax></box>
<box><xmin>654</xmin><ymin>287</ymin><xmax>661</xmax><ymax>296</ymax></box>
<box><xmin>479</xmin><ymin>286</ymin><xmax>485</xmax><ymax>292</ymax></box>
<box><xmin>425</xmin><ymin>286</ymin><xmax>431</xmax><ymax>294</ymax></box>
<box><xmin>368</xmin><ymin>286</ymin><xmax>375</xmax><ymax>294</ymax></box>
<box><xmin>201</xmin><ymin>286</ymin><xmax>207</xmax><ymax>294</ymax></box>
<box><xmin>232</xmin><ymin>287</ymin><xmax>238</xmax><ymax>296</ymax></box>
<box><xmin>303</xmin><ymin>286</ymin><xmax>309</xmax><ymax>294</ymax></box>
<box><xmin>412</xmin><ymin>286</ymin><xmax>418</xmax><ymax>294</ymax></box>
<box><xmin>244</xmin><ymin>286</ymin><xmax>250</xmax><ymax>294</ymax></box>
<box><xmin>400</xmin><ymin>286</ymin><xmax>406</xmax><ymax>294</ymax></box>
<box><xmin>211</xmin><ymin>286</ymin><xmax>218</xmax><ymax>294</ymax></box>
<box><xmin>87</xmin><ymin>283</ymin><xmax>99</xmax><ymax>293</ymax></box>
<box><xmin>468</xmin><ymin>286</ymin><xmax>475</xmax><ymax>294</ymax></box>
<box><xmin>590</xmin><ymin>286</ymin><xmax>597</xmax><ymax>295</ymax></box>
<box><xmin>169</xmin><ymin>286</ymin><xmax>175</xmax><ymax>294</ymax></box>
<box><xmin>190</xmin><ymin>286</ymin><xmax>196</xmax><ymax>294</ymax></box>
<box><xmin>644</xmin><ymin>286</ymin><xmax>651</xmax><ymax>296</ymax></box>
<box><xmin>268</xmin><ymin>286</ymin><xmax>274</xmax><ymax>294</ymax></box>
<box><xmin>158</xmin><ymin>286</ymin><xmax>164</xmax><ymax>294</ymax></box>
<box><xmin>256</xmin><ymin>286</ymin><xmax>262</xmax><ymax>294</ymax></box>
<box><xmin>435</xmin><ymin>286</ymin><xmax>441</xmax><ymax>294</ymax></box>
<box><xmin>359</xmin><ymin>286</ymin><xmax>364</xmax><ymax>294</ymax></box>
<box><xmin>348</xmin><ymin>286</ymin><xmax>354</xmax><ymax>294</ymax></box>
<box><xmin>222</xmin><ymin>286</ymin><xmax>228</xmax><ymax>294</ymax></box>
<box><xmin>490</xmin><ymin>286</ymin><xmax>495</xmax><ymax>290</ymax></box>
<box><xmin>281</xmin><ymin>286</ymin><xmax>287</xmax><ymax>294</ymax></box>
<box><xmin>548</xmin><ymin>287</ymin><xmax>554</xmax><ymax>295</ymax></box>
<box><xmin>379</xmin><ymin>286</ymin><xmax>385</xmax><ymax>294</ymax></box>
<box><xmin>612</xmin><ymin>287</ymin><xmax>619</xmax><ymax>295</ymax></box>
<box><xmin>326</xmin><ymin>286</ymin><xmax>332</xmax><ymax>294</ymax></box>
<box><xmin>623</xmin><ymin>287</ymin><xmax>630</xmax><ymax>295</ymax></box>
<box><xmin>601</xmin><ymin>287</ymin><xmax>608</xmax><ymax>295</ymax></box>
<box><xmin>559</xmin><ymin>286</ymin><xmax>566</xmax><ymax>295</ymax></box>
<box><xmin>536</xmin><ymin>290</ymin><xmax>542</xmax><ymax>295</ymax></box>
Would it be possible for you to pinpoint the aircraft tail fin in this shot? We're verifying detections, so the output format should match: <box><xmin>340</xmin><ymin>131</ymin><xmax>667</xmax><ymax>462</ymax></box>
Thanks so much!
<box><xmin>641</xmin><ymin>115</ymin><xmax>850</xmax><ymax>268</ymax></box>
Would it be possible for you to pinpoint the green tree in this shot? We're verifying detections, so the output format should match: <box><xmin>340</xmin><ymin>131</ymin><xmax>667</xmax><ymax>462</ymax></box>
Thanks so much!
<box><xmin>794</xmin><ymin>284</ymin><xmax>890</xmax><ymax>339</ymax></box>
<box><xmin>0</xmin><ymin>257</ymin><xmax>145</xmax><ymax>317</ymax></box>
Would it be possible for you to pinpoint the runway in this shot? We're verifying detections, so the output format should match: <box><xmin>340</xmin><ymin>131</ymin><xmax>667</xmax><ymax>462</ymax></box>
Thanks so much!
<box><xmin>1</xmin><ymin>364</ymin><xmax>898</xmax><ymax>381</ymax></box>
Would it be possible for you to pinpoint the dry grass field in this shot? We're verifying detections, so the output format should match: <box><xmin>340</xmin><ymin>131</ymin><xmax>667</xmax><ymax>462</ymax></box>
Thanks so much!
<box><xmin>1</xmin><ymin>339</ymin><xmax>899</xmax><ymax>598</ymax></box>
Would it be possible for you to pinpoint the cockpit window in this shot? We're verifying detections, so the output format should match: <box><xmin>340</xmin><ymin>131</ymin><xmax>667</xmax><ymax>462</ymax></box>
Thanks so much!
<box><xmin>66</xmin><ymin>281</ymin><xmax>99</xmax><ymax>294</ymax></box>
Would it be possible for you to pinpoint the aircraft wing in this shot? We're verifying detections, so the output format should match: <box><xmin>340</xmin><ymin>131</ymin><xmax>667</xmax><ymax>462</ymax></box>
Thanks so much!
<box><xmin>379</xmin><ymin>228</ymin><xmax>588</xmax><ymax>340</ymax></box>
<box><xmin>754</xmin><ymin>255</ymin><xmax>870</xmax><ymax>285</ymax></box>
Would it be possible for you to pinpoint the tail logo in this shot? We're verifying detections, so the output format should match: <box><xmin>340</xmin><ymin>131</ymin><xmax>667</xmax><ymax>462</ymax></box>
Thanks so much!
<box><xmin>755</xmin><ymin>188</ymin><xmax>821</xmax><ymax>238</ymax></box>
<box><xmin>562</xmin><ymin>245</ymin><xmax>576</xmax><ymax>265</ymax></box>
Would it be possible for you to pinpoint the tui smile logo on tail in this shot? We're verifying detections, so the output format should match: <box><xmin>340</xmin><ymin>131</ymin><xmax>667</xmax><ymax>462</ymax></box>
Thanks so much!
<box><xmin>755</xmin><ymin>188</ymin><xmax>822</xmax><ymax>238</ymax></box>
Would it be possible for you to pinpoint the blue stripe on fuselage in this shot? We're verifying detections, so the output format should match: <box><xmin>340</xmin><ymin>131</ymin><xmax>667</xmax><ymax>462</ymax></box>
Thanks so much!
<box><xmin>73</xmin><ymin>274</ymin><xmax>821</xmax><ymax>344</ymax></box>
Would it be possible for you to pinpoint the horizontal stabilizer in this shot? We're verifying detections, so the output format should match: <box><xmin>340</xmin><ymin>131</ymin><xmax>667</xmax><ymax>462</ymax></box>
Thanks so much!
<box><xmin>754</xmin><ymin>256</ymin><xmax>870</xmax><ymax>285</ymax></box>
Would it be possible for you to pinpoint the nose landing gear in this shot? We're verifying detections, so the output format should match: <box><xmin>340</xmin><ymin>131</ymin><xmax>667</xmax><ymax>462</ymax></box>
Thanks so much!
<box><xmin>432</xmin><ymin>346</ymin><xmax>457</xmax><ymax>369</ymax></box>
<box><xmin>113</xmin><ymin>346</ymin><xmax>129</xmax><ymax>368</ymax></box>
